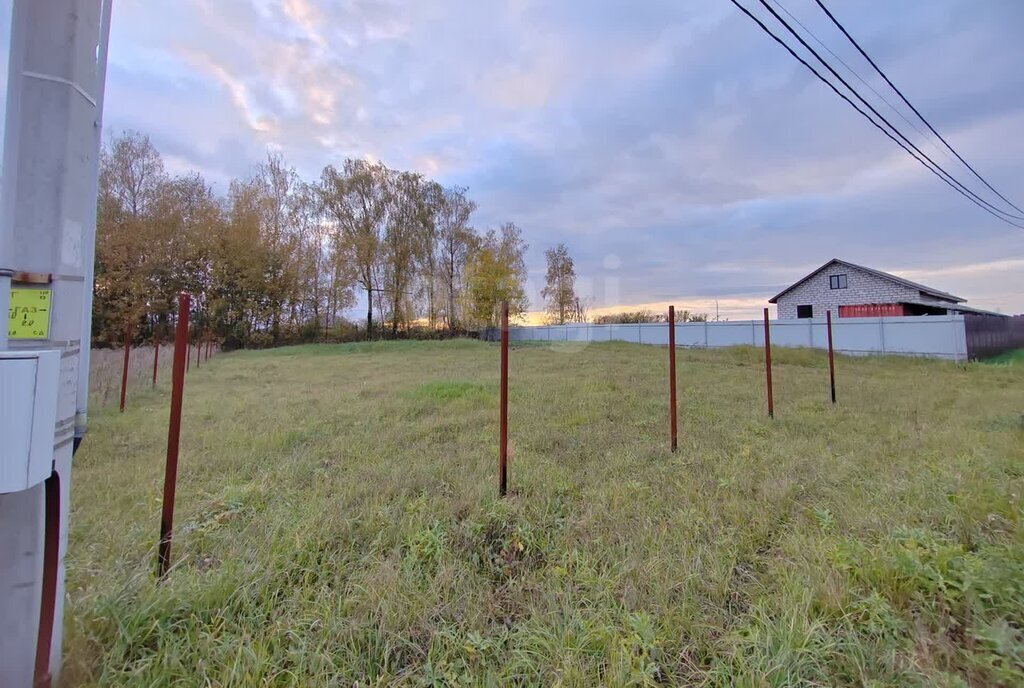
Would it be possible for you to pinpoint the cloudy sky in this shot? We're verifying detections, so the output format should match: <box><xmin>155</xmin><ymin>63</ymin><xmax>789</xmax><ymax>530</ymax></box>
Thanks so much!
<box><xmin>103</xmin><ymin>0</ymin><xmax>1024</xmax><ymax>319</ymax></box>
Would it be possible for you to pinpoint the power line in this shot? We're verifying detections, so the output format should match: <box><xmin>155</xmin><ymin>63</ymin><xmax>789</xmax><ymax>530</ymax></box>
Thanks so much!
<box><xmin>754</xmin><ymin>0</ymin><xmax>1024</xmax><ymax>224</ymax></box>
<box><xmin>767</xmin><ymin>0</ymin><xmax>956</xmax><ymax>170</ymax></box>
<box><xmin>725</xmin><ymin>0</ymin><xmax>1024</xmax><ymax>230</ymax></box>
<box><xmin>813</xmin><ymin>0</ymin><xmax>1024</xmax><ymax>217</ymax></box>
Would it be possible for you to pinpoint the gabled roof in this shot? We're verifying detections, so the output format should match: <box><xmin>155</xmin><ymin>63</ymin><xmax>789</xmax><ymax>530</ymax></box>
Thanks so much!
<box><xmin>768</xmin><ymin>258</ymin><xmax>966</xmax><ymax>304</ymax></box>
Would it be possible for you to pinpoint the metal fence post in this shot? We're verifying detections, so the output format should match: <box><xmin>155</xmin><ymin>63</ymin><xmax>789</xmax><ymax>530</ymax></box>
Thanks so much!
<box><xmin>152</xmin><ymin>334</ymin><xmax>160</xmax><ymax>387</ymax></box>
<box><xmin>119</xmin><ymin>326</ymin><xmax>131</xmax><ymax>412</ymax></box>
<box><xmin>158</xmin><ymin>293</ymin><xmax>190</xmax><ymax>578</ymax></box>
<box><xmin>763</xmin><ymin>307</ymin><xmax>774</xmax><ymax>419</ymax></box>
<box><xmin>826</xmin><ymin>310</ymin><xmax>836</xmax><ymax>404</ymax></box>
<box><xmin>31</xmin><ymin>471</ymin><xmax>60</xmax><ymax>688</ymax></box>
<box><xmin>499</xmin><ymin>301</ymin><xmax>509</xmax><ymax>497</ymax></box>
<box><xmin>668</xmin><ymin>306</ymin><xmax>678</xmax><ymax>452</ymax></box>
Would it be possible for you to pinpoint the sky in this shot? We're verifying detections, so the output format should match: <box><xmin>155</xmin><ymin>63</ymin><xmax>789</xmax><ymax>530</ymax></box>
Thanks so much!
<box><xmin>102</xmin><ymin>0</ymin><xmax>1024</xmax><ymax>320</ymax></box>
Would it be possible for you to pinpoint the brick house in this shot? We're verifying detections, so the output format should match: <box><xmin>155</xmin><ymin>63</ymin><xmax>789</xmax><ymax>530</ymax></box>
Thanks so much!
<box><xmin>769</xmin><ymin>258</ymin><xmax>983</xmax><ymax>319</ymax></box>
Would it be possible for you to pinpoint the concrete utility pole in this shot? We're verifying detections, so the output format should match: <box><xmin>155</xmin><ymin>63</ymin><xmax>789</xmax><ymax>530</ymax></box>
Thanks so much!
<box><xmin>0</xmin><ymin>1</ymin><xmax>111</xmax><ymax>685</ymax></box>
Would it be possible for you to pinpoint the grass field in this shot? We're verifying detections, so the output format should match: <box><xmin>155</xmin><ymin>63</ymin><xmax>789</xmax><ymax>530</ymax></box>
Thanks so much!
<box><xmin>66</xmin><ymin>341</ymin><xmax>1023</xmax><ymax>686</ymax></box>
<box><xmin>987</xmin><ymin>348</ymin><xmax>1024</xmax><ymax>366</ymax></box>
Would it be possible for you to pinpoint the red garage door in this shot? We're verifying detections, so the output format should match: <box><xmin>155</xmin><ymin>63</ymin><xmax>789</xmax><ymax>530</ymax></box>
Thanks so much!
<box><xmin>838</xmin><ymin>303</ymin><xmax>905</xmax><ymax>318</ymax></box>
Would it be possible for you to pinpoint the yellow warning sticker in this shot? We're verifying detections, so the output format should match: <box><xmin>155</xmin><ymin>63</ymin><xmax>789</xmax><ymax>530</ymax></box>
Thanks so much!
<box><xmin>8</xmin><ymin>288</ymin><xmax>52</xmax><ymax>339</ymax></box>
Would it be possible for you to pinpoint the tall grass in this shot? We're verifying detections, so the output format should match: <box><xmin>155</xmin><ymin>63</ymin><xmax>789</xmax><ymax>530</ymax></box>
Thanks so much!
<box><xmin>88</xmin><ymin>345</ymin><xmax>177</xmax><ymax>410</ymax></box>
<box><xmin>88</xmin><ymin>343</ymin><xmax>222</xmax><ymax>411</ymax></box>
<box><xmin>65</xmin><ymin>341</ymin><xmax>1023</xmax><ymax>686</ymax></box>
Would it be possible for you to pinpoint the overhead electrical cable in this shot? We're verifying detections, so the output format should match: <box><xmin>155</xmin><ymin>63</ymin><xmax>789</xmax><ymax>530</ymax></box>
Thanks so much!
<box><xmin>754</xmin><ymin>0</ymin><xmax>1024</xmax><ymax>224</ymax></box>
<box><xmin>813</xmin><ymin>0</ymin><xmax>1024</xmax><ymax>217</ymax></box>
<box><xmin>725</xmin><ymin>0</ymin><xmax>1024</xmax><ymax>230</ymax></box>
<box><xmin>767</xmin><ymin>0</ymin><xmax>956</xmax><ymax>170</ymax></box>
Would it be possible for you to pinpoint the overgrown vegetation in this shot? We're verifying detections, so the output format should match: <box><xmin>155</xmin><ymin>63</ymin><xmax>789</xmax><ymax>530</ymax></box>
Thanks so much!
<box><xmin>66</xmin><ymin>342</ymin><xmax>1023</xmax><ymax>685</ymax></box>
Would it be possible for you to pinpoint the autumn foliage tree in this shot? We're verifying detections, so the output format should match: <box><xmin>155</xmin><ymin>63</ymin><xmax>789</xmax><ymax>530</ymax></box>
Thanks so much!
<box><xmin>93</xmin><ymin>131</ymin><xmax>165</xmax><ymax>343</ymax></box>
<box><xmin>319</xmin><ymin>159</ymin><xmax>388</xmax><ymax>338</ymax></box>
<box><xmin>541</xmin><ymin>243</ymin><xmax>579</xmax><ymax>325</ymax></box>
<box><xmin>464</xmin><ymin>223</ymin><xmax>530</xmax><ymax>327</ymax></box>
<box><xmin>92</xmin><ymin>129</ymin><xmax>528</xmax><ymax>347</ymax></box>
<box><xmin>436</xmin><ymin>186</ymin><xmax>478</xmax><ymax>331</ymax></box>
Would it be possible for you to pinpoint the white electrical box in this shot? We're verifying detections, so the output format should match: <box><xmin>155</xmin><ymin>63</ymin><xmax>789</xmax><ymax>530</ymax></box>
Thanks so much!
<box><xmin>0</xmin><ymin>350</ymin><xmax>60</xmax><ymax>493</ymax></box>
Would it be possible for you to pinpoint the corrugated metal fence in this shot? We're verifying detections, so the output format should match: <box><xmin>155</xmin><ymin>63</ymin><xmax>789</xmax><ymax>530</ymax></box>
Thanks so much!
<box><xmin>964</xmin><ymin>314</ymin><xmax>1024</xmax><ymax>359</ymax></box>
<box><xmin>504</xmin><ymin>314</ymin><xmax>972</xmax><ymax>360</ymax></box>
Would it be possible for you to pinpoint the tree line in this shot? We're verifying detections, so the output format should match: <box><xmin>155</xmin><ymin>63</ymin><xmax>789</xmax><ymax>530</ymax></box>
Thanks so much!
<box><xmin>94</xmin><ymin>131</ymin><xmax>530</xmax><ymax>348</ymax></box>
<box><xmin>93</xmin><ymin>130</ymin><xmax>706</xmax><ymax>348</ymax></box>
<box><xmin>592</xmin><ymin>310</ymin><xmax>708</xmax><ymax>324</ymax></box>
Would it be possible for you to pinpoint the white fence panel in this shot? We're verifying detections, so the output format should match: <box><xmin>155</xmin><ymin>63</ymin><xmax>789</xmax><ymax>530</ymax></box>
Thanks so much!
<box><xmin>810</xmin><ymin>321</ymin><xmax>830</xmax><ymax>349</ymax></box>
<box><xmin>771</xmin><ymin>320</ymin><xmax>814</xmax><ymax>349</ymax></box>
<box><xmin>830</xmin><ymin>318</ymin><xmax>883</xmax><ymax>353</ymax></box>
<box><xmin>874</xmin><ymin>315</ymin><xmax>966</xmax><ymax>358</ymax></box>
<box><xmin>707</xmin><ymin>322</ymin><xmax>755</xmax><ymax>348</ymax></box>
<box><xmin>609</xmin><ymin>324</ymin><xmax>641</xmax><ymax>343</ymax></box>
<box><xmin>565</xmin><ymin>325</ymin><xmax>589</xmax><ymax>342</ymax></box>
<box><xmin>506</xmin><ymin>314</ymin><xmax>967</xmax><ymax>360</ymax></box>
<box><xmin>676</xmin><ymin>323</ymin><xmax>707</xmax><ymax>347</ymax></box>
<box><xmin>640</xmin><ymin>323</ymin><xmax>669</xmax><ymax>345</ymax></box>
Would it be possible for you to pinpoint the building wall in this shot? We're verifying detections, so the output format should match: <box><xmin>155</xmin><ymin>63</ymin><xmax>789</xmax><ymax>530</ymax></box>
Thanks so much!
<box><xmin>774</xmin><ymin>263</ymin><xmax>952</xmax><ymax>319</ymax></box>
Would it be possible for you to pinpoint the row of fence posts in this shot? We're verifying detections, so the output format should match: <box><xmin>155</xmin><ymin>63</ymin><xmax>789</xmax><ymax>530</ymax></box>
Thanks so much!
<box><xmin>146</xmin><ymin>297</ymin><xmax>838</xmax><ymax>571</ymax></box>
<box><xmin>495</xmin><ymin>302</ymin><xmax>839</xmax><ymax>496</ymax></box>
<box><xmin>109</xmin><ymin>293</ymin><xmax>215</xmax><ymax>579</ymax></box>
<box><xmin>760</xmin><ymin>307</ymin><xmax>838</xmax><ymax>419</ymax></box>
<box><xmin>118</xmin><ymin>309</ymin><xmax>218</xmax><ymax>414</ymax></box>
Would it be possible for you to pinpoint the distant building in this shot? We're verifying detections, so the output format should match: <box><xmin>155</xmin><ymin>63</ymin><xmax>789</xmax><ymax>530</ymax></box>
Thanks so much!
<box><xmin>769</xmin><ymin>258</ymin><xmax>1001</xmax><ymax>319</ymax></box>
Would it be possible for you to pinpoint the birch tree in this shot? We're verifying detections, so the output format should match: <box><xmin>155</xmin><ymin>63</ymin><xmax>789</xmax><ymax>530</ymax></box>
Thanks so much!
<box><xmin>320</xmin><ymin>159</ymin><xmax>389</xmax><ymax>337</ymax></box>
<box><xmin>437</xmin><ymin>185</ymin><xmax>477</xmax><ymax>331</ymax></box>
<box><xmin>541</xmin><ymin>243</ymin><xmax>578</xmax><ymax>325</ymax></box>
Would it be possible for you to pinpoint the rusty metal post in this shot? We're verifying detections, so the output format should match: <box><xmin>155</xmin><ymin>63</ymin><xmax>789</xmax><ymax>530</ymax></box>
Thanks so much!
<box><xmin>826</xmin><ymin>309</ymin><xmax>836</xmax><ymax>404</ymax></box>
<box><xmin>158</xmin><ymin>293</ymin><xmax>190</xmax><ymax>578</ymax></box>
<box><xmin>499</xmin><ymin>301</ymin><xmax>509</xmax><ymax>497</ymax></box>
<box><xmin>152</xmin><ymin>334</ymin><xmax>160</xmax><ymax>387</ymax></box>
<box><xmin>31</xmin><ymin>471</ymin><xmax>60</xmax><ymax>688</ymax></box>
<box><xmin>763</xmin><ymin>307</ymin><xmax>774</xmax><ymax>419</ymax></box>
<box><xmin>187</xmin><ymin>339</ymin><xmax>191</xmax><ymax>373</ymax></box>
<box><xmin>119</xmin><ymin>326</ymin><xmax>131</xmax><ymax>412</ymax></box>
<box><xmin>668</xmin><ymin>305</ymin><xmax>678</xmax><ymax>452</ymax></box>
